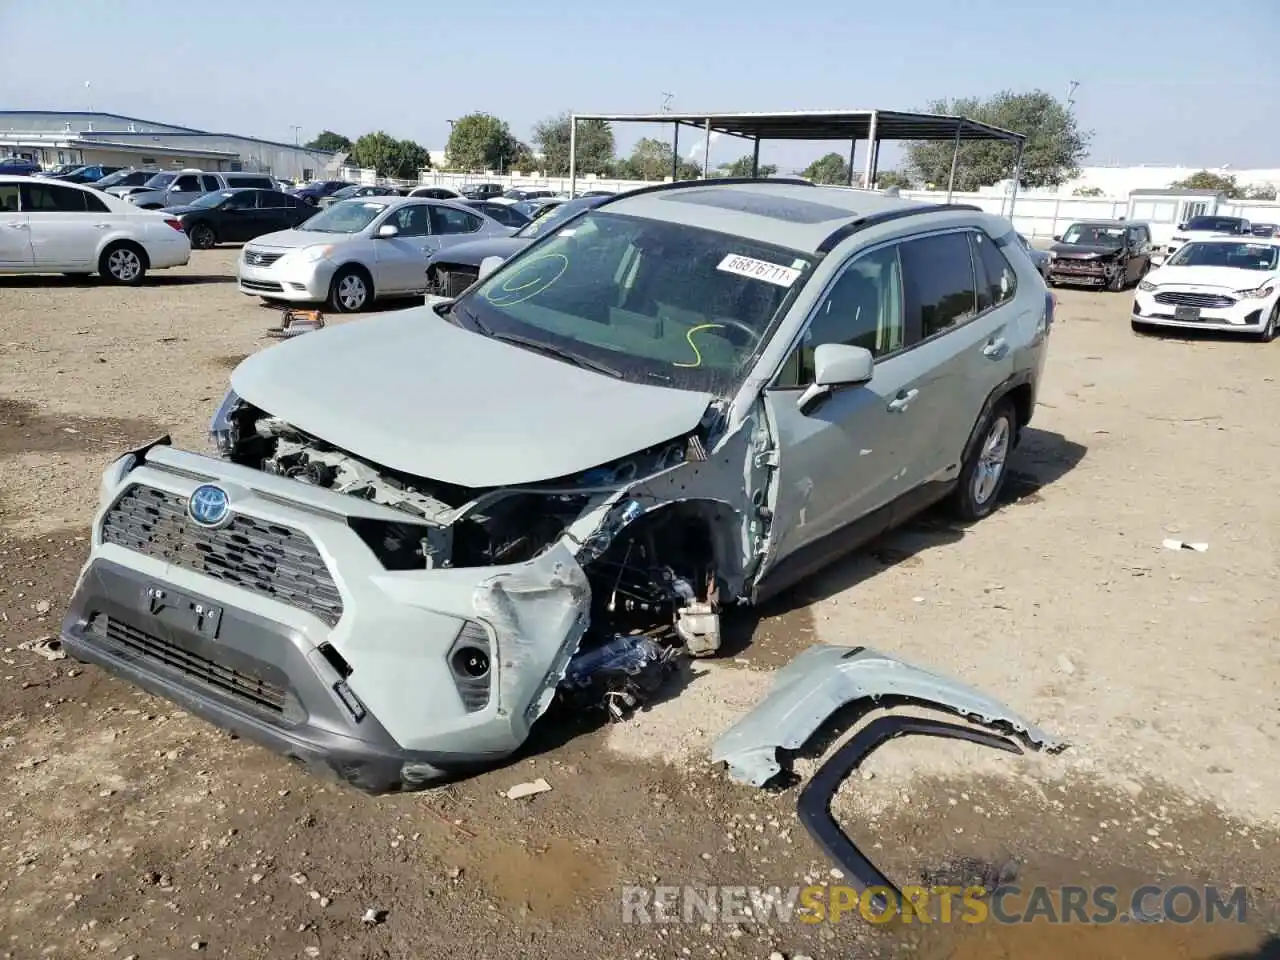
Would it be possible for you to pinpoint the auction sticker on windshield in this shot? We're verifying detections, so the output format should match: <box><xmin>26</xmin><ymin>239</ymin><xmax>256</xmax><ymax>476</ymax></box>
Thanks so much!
<box><xmin>718</xmin><ymin>254</ymin><xmax>801</xmax><ymax>287</ymax></box>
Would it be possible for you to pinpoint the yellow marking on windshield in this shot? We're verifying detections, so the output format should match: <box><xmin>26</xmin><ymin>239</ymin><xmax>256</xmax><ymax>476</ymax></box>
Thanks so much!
<box><xmin>673</xmin><ymin>323</ymin><xmax>727</xmax><ymax>369</ymax></box>
<box><xmin>484</xmin><ymin>253</ymin><xmax>569</xmax><ymax>307</ymax></box>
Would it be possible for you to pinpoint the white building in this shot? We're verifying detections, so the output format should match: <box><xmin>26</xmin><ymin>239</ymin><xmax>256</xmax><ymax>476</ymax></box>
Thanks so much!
<box><xmin>0</xmin><ymin>111</ymin><xmax>337</xmax><ymax>181</ymax></box>
<box><xmin>1065</xmin><ymin>165</ymin><xmax>1280</xmax><ymax>197</ymax></box>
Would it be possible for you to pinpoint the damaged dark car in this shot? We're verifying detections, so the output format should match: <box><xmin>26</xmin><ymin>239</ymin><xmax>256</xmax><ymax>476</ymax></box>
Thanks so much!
<box><xmin>1047</xmin><ymin>220</ymin><xmax>1152</xmax><ymax>291</ymax></box>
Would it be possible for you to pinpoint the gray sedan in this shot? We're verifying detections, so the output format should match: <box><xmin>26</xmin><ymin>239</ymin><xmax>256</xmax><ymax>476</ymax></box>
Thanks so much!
<box><xmin>1017</xmin><ymin>232</ymin><xmax>1051</xmax><ymax>280</ymax></box>
<box><xmin>238</xmin><ymin>196</ymin><xmax>515</xmax><ymax>312</ymax></box>
<box><xmin>425</xmin><ymin>195</ymin><xmax>610</xmax><ymax>297</ymax></box>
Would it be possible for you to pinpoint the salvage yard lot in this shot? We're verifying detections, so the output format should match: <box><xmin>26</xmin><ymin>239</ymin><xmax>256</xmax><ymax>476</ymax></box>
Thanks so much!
<box><xmin>1</xmin><ymin>250</ymin><xmax>1277</xmax><ymax>960</ymax></box>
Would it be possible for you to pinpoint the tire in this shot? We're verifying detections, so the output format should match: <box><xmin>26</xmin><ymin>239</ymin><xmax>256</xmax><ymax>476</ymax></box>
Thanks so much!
<box><xmin>1258</xmin><ymin>304</ymin><xmax>1278</xmax><ymax>343</ymax></box>
<box><xmin>328</xmin><ymin>265</ymin><xmax>372</xmax><ymax>313</ymax></box>
<box><xmin>188</xmin><ymin>222</ymin><xmax>217</xmax><ymax>250</ymax></box>
<box><xmin>1106</xmin><ymin>268</ymin><xmax>1125</xmax><ymax>292</ymax></box>
<box><xmin>950</xmin><ymin>399</ymin><xmax>1016</xmax><ymax>522</ymax></box>
<box><xmin>98</xmin><ymin>242</ymin><xmax>148</xmax><ymax>286</ymax></box>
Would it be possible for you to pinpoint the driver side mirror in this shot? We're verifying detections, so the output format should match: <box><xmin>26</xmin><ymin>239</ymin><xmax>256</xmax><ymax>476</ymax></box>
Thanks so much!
<box><xmin>1052</xmin><ymin>234</ymin><xmax>1062</xmax><ymax>242</ymax></box>
<box><xmin>1177</xmin><ymin>222</ymin><xmax>1188</xmax><ymax>230</ymax></box>
<box><xmin>375</xmin><ymin>223</ymin><xmax>399</xmax><ymax>239</ymax></box>
<box><xmin>797</xmin><ymin>343</ymin><xmax>874</xmax><ymax>414</ymax></box>
<box><xmin>478</xmin><ymin>255</ymin><xmax>505</xmax><ymax>281</ymax></box>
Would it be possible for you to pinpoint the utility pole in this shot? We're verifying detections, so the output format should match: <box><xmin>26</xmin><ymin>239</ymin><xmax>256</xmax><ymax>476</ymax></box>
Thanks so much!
<box><xmin>1065</xmin><ymin>80</ymin><xmax>1080</xmax><ymax>113</ymax></box>
<box><xmin>660</xmin><ymin>93</ymin><xmax>674</xmax><ymax>114</ymax></box>
<box><xmin>290</xmin><ymin>125</ymin><xmax>302</xmax><ymax>146</ymax></box>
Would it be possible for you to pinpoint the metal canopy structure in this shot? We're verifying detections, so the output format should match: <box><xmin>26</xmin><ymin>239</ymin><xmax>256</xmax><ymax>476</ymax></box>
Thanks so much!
<box><xmin>568</xmin><ymin>109</ymin><xmax>1028</xmax><ymax>213</ymax></box>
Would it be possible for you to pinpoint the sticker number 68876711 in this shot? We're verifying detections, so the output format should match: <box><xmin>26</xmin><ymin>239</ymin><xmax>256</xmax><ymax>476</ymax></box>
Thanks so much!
<box><xmin>717</xmin><ymin>254</ymin><xmax>802</xmax><ymax>288</ymax></box>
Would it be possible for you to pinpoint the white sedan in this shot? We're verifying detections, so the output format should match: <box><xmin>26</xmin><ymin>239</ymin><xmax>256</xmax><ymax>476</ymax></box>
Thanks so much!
<box><xmin>237</xmin><ymin>196</ymin><xmax>515</xmax><ymax>312</ymax></box>
<box><xmin>0</xmin><ymin>174</ymin><xmax>191</xmax><ymax>283</ymax></box>
<box><xmin>1132</xmin><ymin>237</ymin><xmax>1280</xmax><ymax>341</ymax></box>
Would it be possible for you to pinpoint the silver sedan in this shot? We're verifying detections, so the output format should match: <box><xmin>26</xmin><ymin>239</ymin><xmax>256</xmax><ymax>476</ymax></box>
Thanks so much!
<box><xmin>237</xmin><ymin>196</ymin><xmax>515</xmax><ymax>312</ymax></box>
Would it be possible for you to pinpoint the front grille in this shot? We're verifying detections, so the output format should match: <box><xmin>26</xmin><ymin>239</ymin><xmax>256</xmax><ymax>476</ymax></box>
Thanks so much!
<box><xmin>1052</xmin><ymin>260</ymin><xmax>1104</xmax><ymax>272</ymax></box>
<box><xmin>1153</xmin><ymin>291</ymin><xmax>1235</xmax><ymax>309</ymax></box>
<box><xmin>244</xmin><ymin>250</ymin><xmax>284</xmax><ymax>267</ymax></box>
<box><xmin>90</xmin><ymin>614</ymin><xmax>287</xmax><ymax>714</ymax></box>
<box><xmin>102</xmin><ymin>485</ymin><xmax>344</xmax><ymax>625</ymax></box>
<box><xmin>241</xmin><ymin>279</ymin><xmax>285</xmax><ymax>293</ymax></box>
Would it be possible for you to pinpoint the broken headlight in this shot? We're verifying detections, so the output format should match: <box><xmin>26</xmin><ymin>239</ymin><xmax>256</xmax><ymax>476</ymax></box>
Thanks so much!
<box><xmin>209</xmin><ymin>388</ymin><xmax>245</xmax><ymax>455</ymax></box>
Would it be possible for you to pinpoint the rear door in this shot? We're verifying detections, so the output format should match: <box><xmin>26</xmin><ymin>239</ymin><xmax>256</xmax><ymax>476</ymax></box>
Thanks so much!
<box><xmin>0</xmin><ymin>182</ymin><xmax>33</xmax><ymax>266</ymax></box>
<box><xmin>257</xmin><ymin>190</ymin><xmax>299</xmax><ymax>234</ymax></box>
<box><xmin>22</xmin><ymin>181</ymin><xmax>109</xmax><ymax>267</ymax></box>
<box><xmin>893</xmin><ymin>228</ymin><xmax>1019</xmax><ymax>489</ymax></box>
<box><xmin>217</xmin><ymin>189</ymin><xmax>261</xmax><ymax>242</ymax></box>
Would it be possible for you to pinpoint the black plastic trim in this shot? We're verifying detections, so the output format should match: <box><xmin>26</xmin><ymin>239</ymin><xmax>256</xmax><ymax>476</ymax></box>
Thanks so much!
<box><xmin>797</xmin><ymin>715</ymin><xmax>1022</xmax><ymax>910</ymax></box>
<box><xmin>816</xmin><ymin>204</ymin><xmax>983</xmax><ymax>254</ymax></box>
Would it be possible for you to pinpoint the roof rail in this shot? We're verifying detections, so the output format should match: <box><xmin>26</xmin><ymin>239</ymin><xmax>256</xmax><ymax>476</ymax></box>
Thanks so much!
<box><xmin>599</xmin><ymin>175</ymin><xmax>814</xmax><ymax>207</ymax></box>
<box><xmin>816</xmin><ymin>203</ymin><xmax>983</xmax><ymax>254</ymax></box>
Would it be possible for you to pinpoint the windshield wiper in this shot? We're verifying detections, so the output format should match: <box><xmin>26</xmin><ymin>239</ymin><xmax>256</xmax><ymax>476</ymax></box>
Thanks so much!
<box><xmin>485</xmin><ymin>332</ymin><xmax>623</xmax><ymax>378</ymax></box>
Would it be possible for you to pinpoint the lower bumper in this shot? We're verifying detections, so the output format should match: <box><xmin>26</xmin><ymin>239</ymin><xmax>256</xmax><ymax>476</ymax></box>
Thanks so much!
<box><xmin>1047</xmin><ymin>269</ymin><xmax>1108</xmax><ymax>287</ymax></box>
<box><xmin>237</xmin><ymin>262</ymin><xmax>331</xmax><ymax>301</ymax></box>
<box><xmin>1131</xmin><ymin>310</ymin><xmax>1265</xmax><ymax>334</ymax></box>
<box><xmin>147</xmin><ymin>239</ymin><xmax>191</xmax><ymax>269</ymax></box>
<box><xmin>61</xmin><ymin>559</ymin><xmax>495</xmax><ymax>793</ymax></box>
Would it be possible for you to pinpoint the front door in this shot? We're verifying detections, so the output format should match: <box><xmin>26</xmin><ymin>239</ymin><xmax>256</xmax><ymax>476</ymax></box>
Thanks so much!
<box><xmin>0</xmin><ymin>182</ymin><xmax>33</xmax><ymax>266</ymax></box>
<box><xmin>166</xmin><ymin>173</ymin><xmax>205</xmax><ymax>207</ymax></box>
<box><xmin>757</xmin><ymin>242</ymin><xmax>924</xmax><ymax>584</ymax></box>
<box><xmin>373</xmin><ymin>203</ymin><xmax>437</xmax><ymax>293</ymax></box>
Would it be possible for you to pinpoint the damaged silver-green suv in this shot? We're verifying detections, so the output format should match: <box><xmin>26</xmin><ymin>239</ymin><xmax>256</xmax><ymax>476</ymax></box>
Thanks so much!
<box><xmin>60</xmin><ymin>178</ymin><xmax>1053</xmax><ymax>792</ymax></box>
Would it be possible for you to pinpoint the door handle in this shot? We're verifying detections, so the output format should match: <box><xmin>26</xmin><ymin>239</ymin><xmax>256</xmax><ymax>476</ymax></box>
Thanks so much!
<box><xmin>5</xmin><ymin>223</ymin><xmax>28</xmax><ymax>230</ymax></box>
<box><xmin>887</xmin><ymin>388</ymin><xmax>918</xmax><ymax>413</ymax></box>
<box><xmin>94</xmin><ymin>223</ymin><xmax>110</xmax><ymax>229</ymax></box>
<box><xmin>982</xmin><ymin>337</ymin><xmax>1008</xmax><ymax>359</ymax></box>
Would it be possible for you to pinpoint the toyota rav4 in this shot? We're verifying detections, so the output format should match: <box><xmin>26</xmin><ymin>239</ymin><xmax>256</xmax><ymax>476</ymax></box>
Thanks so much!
<box><xmin>60</xmin><ymin>179</ymin><xmax>1054</xmax><ymax>792</ymax></box>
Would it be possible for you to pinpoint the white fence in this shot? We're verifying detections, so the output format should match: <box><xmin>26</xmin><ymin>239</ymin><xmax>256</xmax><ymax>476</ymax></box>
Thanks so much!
<box><xmin>331</xmin><ymin>165</ymin><xmax>1280</xmax><ymax>243</ymax></box>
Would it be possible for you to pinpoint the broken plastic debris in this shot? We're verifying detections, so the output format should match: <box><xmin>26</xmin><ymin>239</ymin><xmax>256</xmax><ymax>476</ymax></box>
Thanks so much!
<box><xmin>17</xmin><ymin>637</ymin><xmax>65</xmax><ymax>661</ymax></box>
<box><xmin>505</xmin><ymin>778</ymin><xmax>552</xmax><ymax>800</ymax></box>
<box><xmin>1162</xmin><ymin>539</ymin><xmax>1208</xmax><ymax>552</ymax></box>
<box><xmin>361</xmin><ymin>908</ymin><xmax>386</xmax><ymax>925</ymax></box>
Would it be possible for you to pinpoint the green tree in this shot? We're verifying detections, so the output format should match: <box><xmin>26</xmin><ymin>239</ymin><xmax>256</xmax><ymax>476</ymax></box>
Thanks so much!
<box><xmin>305</xmin><ymin>130</ymin><xmax>351</xmax><ymax>152</ymax></box>
<box><xmin>509</xmin><ymin>141</ymin><xmax>537</xmax><ymax>173</ymax></box>
<box><xmin>445</xmin><ymin>113</ymin><xmax>521</xmax><ymax>172</ymax></box>
<box><xmin>1072</xmin><ymin>185</ymin><xmax>1104</xmax><ymax>197</ymax></box>
<box><xmin>615</xmin><ymin>137</ymin><xmax>700</xmax><ymax>181</ymax></box>
<box><xmin>1245</xmin><ymin>183</ymin><xmax>1278</xmax><ymax>201</ymax></box>
<box><xmin>351</xmin><ymin>132</ymin><xmax>430</xmax><ymax>179</ymax></box>
<box><xmin>1169</xmin><ymin>170</ymin><xmax>1238</xmax><ymax>195</ymax></box>
<box><xmin>802</xmin><ymin>153</ymin><xmax>852</xmax><ymax>185</ymax></box>
<box><xmin>874</xmin><ymin>169</ymin><xmax>915</xmax><ymax>190</ymax></box>
<box><xmin>531</xmin><ymin>114</ymin><xmax>615</xmax><ymax>176</ymax></box>
<box><xmin>723</xmin><ymin>155</ymin><xmax>778</xmax><ymax>177</ymax></box>
<box><xmin>904</xmin><ymin>90</ymin><xmax>1092</xmax><ymax>191</ymax></box>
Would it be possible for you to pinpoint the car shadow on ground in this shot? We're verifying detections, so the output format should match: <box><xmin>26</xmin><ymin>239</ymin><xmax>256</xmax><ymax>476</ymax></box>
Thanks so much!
<box><xmin>507</xmin><ymin>427</ymin><xmax>1088</xmax><ymax>772</ymax></box>
<box><xmin>0</xmin><ymin>274</ymin><xmax>234</xmax><ymax>288</ymax></box>
<box><xmin>717</xmin><ymin>425</ymin><xmax>1089</xmax><ymax>654</ymax></box>
<box><xmin>1133</xmin><ymin>325</ymin><xmax>1273</xmax><ymax>345</ymax></box>
<box><xmin>254</xmin><ymin>295</ymin><xmax>425</xmax><ymax>315</ymax></box>
<box><xmin>1213</xmin><ymin>936</ymin><xmax>1280</xmax><ymax>960</ymax></box>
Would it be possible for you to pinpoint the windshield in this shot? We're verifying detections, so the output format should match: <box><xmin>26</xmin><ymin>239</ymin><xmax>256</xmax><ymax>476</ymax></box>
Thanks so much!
<box><xmin>143</xmin><ymin>172</ymin><xmax>175</xmax><ymax>189</ymax></box>
<box><xmin>95</xmin><ymin>170</ymin><xmax>131</xmax><ymax>187</ymax></box>
<box><xmin>1184</xmin><ymin>216</ymin><xmax>1247</xmax><ymax>234</ymax></box>
<box><xmin>458</xmin><ymin>211</ymin><xmax>816</xmax><ymax>393</ymax></box>
<box><xmin>1167</xmin><ymin>241</ymin><xmax>1278</xmax><ymax>271</ymax></box>
<box><xmin>330</xmin><ymin>185</ymin><xmax>363</xmax><ymax>199</ymax></box>
<box><xmin>301</xmin><ymin>200</ymin><xmax>387</xmax><ymax>233</ymax></box>
<box><xmin>191</xmin><ymin>190</ymin><xmax>237</xmax><ymax>208</ymax></box>
<box><xmin>1061</xmin><ymin>223</ymin><xmax>1124</xmax><ymax>246</ymax></box>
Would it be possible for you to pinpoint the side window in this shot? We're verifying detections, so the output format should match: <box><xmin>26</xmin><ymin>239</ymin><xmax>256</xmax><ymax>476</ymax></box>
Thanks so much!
<box><xmin>430</xmin><ymin>206</ymin><xmax>482</xmax><ymax>235</ymax></box>
<box><xmin>971</xmin><ymin>231</ymin><xmax>1016</xmax><ymax>312</ymax></box>
<box><xmin>776</xmin><ymin>244</ymin><xmax>906</xmax><ymax>387</ymax></box>
<box><xmin>172</xmin><ymin>174</ymin><xmax>201</xmax><ymax>191</ymax></box>
<box><xmin>82</xmin><ymin>190</ymin><xmax>109</xmax><ymax>213</ymax></box>
<box><xmin>392</xmin><ymin>204</ymin><xmax>431</xmax><ymax>236</ymax></box>
<box><xmin>241</xmin><ymin>177</ymin><xmax>274</xmax><ymax>189</ymax></box>
<box><xmin>0</xmin><ymin>184</ymin><xmax>20</xmax><ymax>212</ymax></box>
<box><xmin>259</xmin><ymin>191</ymin><xmax>288</xmax><ymax>208</ymax></box>
<box><xmin>200</xmin><ymin>175</ymin><xmax>221</xmax><ymax>191</ymax></box>
<box><xmin>223</xmin><ymin>191</ymin><xmax>255</xmax><ymax>209</ymax></box>
<box><xmin>899</xmin><ymin>232</ymin><xmax>978</xmax><ymax>339</ymax></box>
<box><xmin>22</xmin><ymin>183</ymin><xmax>88</xmax><ymax>212</ymax></box>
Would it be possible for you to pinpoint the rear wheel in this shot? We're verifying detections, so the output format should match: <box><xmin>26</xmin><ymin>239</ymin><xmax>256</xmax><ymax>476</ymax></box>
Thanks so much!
<box><xmin>328</xmin><ymin>265</ymin><xmax>372</xmax><ymax>313</ymax></box>
<box><xmin>189</xmin><ymin>222</ymin><xmax>217</xmax><ymax>250</ymax></box>
<box><xmin>950</xmin><ymin>399</ymin><xmax>1016</xmax><ymax>522</ymax></box>
<box><xmin>98</xmin><ymin>242</ymin><xmax>147</xmax><ymax>285</ymax></box>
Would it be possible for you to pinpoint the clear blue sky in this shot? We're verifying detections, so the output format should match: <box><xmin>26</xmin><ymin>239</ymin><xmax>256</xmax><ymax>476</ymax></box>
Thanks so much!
<box><xmin>1</xmin><ymin>0</ymin><xmax>1277</xmax><ymax>171</ymax></box>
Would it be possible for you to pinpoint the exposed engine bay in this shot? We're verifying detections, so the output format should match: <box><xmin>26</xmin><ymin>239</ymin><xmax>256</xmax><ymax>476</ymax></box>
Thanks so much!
<box><xmin>215</xmin><ymin>401</ymin><xmax>729</xmax><ymax>717</ymax></box>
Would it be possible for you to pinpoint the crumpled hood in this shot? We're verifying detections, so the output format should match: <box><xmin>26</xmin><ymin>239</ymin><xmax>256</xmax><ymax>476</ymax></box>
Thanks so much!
<box><xmin>1050</xmin><ymin>242</ymin><xmax>1122</xmax><ymax>259</ymax></box>
<box><xmin>1147</xmin><ymin>265</ymin><xmax>1277</xmax><ymax>291</ymax></box>
<box><xmin>229</xmin><ymin>307</ymin><xmax>715</xmax><ymax>488</ymax></box>
<box><xmin>427</xmin><ymin>236</ymin><xmax>529</xmax><ymax>269</ymax></box>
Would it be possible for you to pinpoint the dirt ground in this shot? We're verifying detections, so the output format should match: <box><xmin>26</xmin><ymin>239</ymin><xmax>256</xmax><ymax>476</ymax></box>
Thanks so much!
<box><xmin>1</xmin><ymin>250</ymin><xmax>1277</xmax><ymax>960</ymax></box>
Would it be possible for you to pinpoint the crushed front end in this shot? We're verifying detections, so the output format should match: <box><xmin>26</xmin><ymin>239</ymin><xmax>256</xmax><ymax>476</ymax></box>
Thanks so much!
<box><xmin>61</xmin><ymin>391</ymin><xmax>748</xmax><ymax>792</ymax></box>
<box><xmin>1046</xmin><ymin>250</ymin><xmax>1126</xmax><ymax>288</ymax></box>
